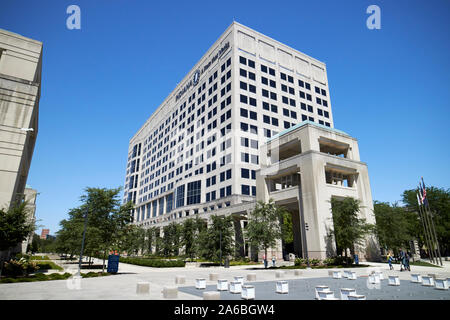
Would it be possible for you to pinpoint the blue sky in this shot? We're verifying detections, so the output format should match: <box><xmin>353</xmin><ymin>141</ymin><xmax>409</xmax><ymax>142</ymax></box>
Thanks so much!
<box><xmin>1</xmin><ymin>0</ymin><xmax>449</xmax><ymax>235</ymax></box>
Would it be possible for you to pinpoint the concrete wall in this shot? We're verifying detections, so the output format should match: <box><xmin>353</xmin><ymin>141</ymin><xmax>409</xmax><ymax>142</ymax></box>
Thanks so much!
<box><xmin>0</xmin><ymin>29</ymin><xmax>42</xmax><ymax>210</ymax></box>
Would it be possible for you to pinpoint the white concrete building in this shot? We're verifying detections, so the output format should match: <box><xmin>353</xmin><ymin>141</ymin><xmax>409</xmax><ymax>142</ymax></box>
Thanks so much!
<box><xmin>0</xmin><ymin>29</ymin><xmax>42</xmax><ymax>210</ymax></box>
<box><xmin>124</xmin><ymin>22</ymin><xmax>378</xmax><ymax>261</ymax></box>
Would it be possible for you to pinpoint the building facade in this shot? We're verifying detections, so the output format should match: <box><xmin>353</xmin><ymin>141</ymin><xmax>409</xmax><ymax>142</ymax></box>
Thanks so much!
<box><xmin>123</xmin><ymin>22</ymin><xmax>378</xmax><ymax>261</ymax></box>
<box><xmin>124</xmin><ymin>22</ymin><xmax>334</xmax><ymax>224</ymax></box>
<box><xmin>0</xmin><ymin>29</ymin><xmax>42</xmax><ymax>210</ymax></box>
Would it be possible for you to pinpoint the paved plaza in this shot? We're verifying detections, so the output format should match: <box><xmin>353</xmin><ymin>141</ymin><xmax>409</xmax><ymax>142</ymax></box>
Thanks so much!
<box><xmin>1</xmin><ymin>256</ymin><xmax>449</xmax><ymax>300</ymax></box>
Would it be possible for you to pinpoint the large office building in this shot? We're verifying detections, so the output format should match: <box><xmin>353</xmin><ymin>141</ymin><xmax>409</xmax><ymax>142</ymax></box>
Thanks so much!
<box><xmin>0</xmin><ymin>29</ymin><xmax>42</xmax><ymax>210</ymax></box>
<box><xmin>124</xmin><ymin>22</ymin><xmax>378</xmax><ymax>261</ymax></box>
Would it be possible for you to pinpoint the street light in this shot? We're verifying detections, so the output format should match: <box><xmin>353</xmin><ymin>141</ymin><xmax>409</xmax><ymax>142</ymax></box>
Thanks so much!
<box><xmin>77</xmin><ymin>208</ymin><xmax>88</xmax><ymax>276</ymax></box>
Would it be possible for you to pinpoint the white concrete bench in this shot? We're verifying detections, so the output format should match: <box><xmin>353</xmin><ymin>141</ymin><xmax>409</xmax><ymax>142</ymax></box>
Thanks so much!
<box><xmin>136</xmin><ymin>282</ymin><xmax>150</xmax><ymax>294</ymax></box>
<box><xmin>347</xmin><ymin>271</ymin><xmax>357</xmax><ymax>280</ymax></box>
<box><xmin>217</xmin><ymin>279</ymin><xmax>228</xmax><ymax>291</ymax></box>
<box><xmin>434</xmin><ymin>278</ymin><xmax>448</xmax><ymax>290</ymax></box>
<box><xmin>203</xmin><ymin>291</ymin><xmax>220</xmax><ymax>300</ymax></box>
<box><xmin>234</xmin><ymin>276</ymin><xmax>244</xmax><ymax>285</ymax></box>
<box><xmin>348</xmin><ymin>294</ymin><xmax>366</xmax><ymax>300</ymax></box>
<box><xmin>229</xmin><ymin>281</ymin><xmax>242</xmax><ymax>294</ymax></box>
<box><xmin>276</xmin><ymin>281</ymin><xmax>289</xmax><ymax>294</ymax></box>
<box><xmin>411</xmin><ymin>274</ymin><xmax>422</xmax><ymax>283</ymax></box>
<box><xmin>388</xmin><ymin>275</ymin><xmax>400</xmax><ymax>286</ymax></box>
<box><xmin>368</xmin><ymin>273</ymin><xmax>380</xmax><ymax>284</ymax></box>
<box><xmin>318</xmin><ymin>290</ymin><xmax>335</xmax><ymax>300</ymax></box>
<box><xmin>241</xmin><ymin>285</ymin><xmax>255</xmax><ymax>300</ymax></box>
<box><xmin>422</xmin><ymin>276</ymin><xmax>435</xmax><ymax>287</ymax></box>
<box><xmin>343</xmin><ymin>270</ymin><xmax>351</xmax><ymax>278</ymax></box>
<box><xmin>195</xmin><ymin>278</ymin><xmax>206</xmax><ymax>289</ymax></box>
<box><xmin>340</xmin><ymin>288</ymin><xmax>356</xmax><ymax>300</ymax></box>
<box><xmin>162</xmin><ymin>286</ymin><xmax>178</xmax><ymax>299</ymax></box>
<box><xmin>315</xmin><ymin>286</ymin><xmax>329</xmax><ymax>299</ymax></box>
<box><xmin>175</xmin><ymin>275</ymin><xmax>186</xmax><ymax>284</ymax></box>
<box><xmin>332</xmin><ymin>271</ymin><xmax>342</xmax><ymax>279</ymax></box>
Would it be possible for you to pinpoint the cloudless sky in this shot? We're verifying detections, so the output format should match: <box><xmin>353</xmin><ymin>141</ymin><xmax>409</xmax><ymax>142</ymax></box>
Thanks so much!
<box><xmin>1</xmin><ymin>0</ymin><xmax>449</xmax><ymax>235</ymax></box>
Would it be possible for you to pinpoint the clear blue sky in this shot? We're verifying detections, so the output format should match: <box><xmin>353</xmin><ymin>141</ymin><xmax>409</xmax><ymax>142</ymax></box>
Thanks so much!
<box><xmin>1</xmin><ymin>0</ymin><xmax>449</xmax><ymax>235</ymax></box>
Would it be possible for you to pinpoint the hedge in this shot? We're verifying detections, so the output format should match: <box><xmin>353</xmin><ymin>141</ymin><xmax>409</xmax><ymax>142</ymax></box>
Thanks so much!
<box><xmin>119</xmin><ymin>257</ymin><xmax>185</xmax><ymax>268</ymax></box>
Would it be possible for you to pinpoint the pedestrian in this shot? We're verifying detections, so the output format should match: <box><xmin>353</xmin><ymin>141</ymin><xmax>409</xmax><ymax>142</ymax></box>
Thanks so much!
<box><xmin>272</xmin><ymin>256</ymin><xmax>276</xmax><ymax>267</ymax></box>
<box><xmin>263</xmin><ymin>253</ymin><xmax>267</xmax><ymax>268</ymax></box>
<box><xmin>387</xmin><ymin>251</ymin><xmax>394</xmax><ymax>270</ymax></box>
<box><xmin>398</xmin><ymin>249</ymin><xmax>405</xmax><ymax>271</ymax></box>
<box><xmin>405</xmin><ymin>251</ymin><xmax>411</xmax><ymax>271</ymax></box>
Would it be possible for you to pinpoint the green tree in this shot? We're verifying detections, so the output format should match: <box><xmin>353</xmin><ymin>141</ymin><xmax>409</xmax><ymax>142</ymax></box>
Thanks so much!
<box><xmin>0</xmin><ymin>202</ymin><xmax>35</xmax><ymax>276</ymax></box>
<box><xmin>245</xmin><ymin>199</ymin><xmax>287</xmax><ymax>267</ymax></box>
<box><xmin>373</xmin><ymin>201</ymin><xmax>414</xmax><ymax>254</ymax></box>
<box><xmin>198</xmin><ymin>215</ymin><xmax>234</xmax><ymax>263</ymax></box>
<box><xmin>330</xmin><ymin>197</ymin><xmax>374</xmax><ymax>258</ymax></box>
<box><xmin>162</xmin><ymin>222</ymin><xmax>182</xmax><ymax>257</ymax></box>
<box><xmin>402</xmin><ymin>187</ymin><xmax>450</xmax><ymax>257</ymax></box>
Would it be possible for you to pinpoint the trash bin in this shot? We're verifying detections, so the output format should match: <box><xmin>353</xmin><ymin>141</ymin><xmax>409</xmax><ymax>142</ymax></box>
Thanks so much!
<box><xmin>224</xmin><ymin>257</ymin><xmax>230</xmax><ymax>268</ymax></box>
<box><xmin>353</xmin><ymin>254</ymin><xmax>359</xmax><ymax>265</ymax></box>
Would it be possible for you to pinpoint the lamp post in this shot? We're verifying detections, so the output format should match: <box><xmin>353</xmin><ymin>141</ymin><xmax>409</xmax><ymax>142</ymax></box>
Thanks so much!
<box><xmin>77</xmin><ymin>208</ymin><xmax>88</xmax><ymax>276</ymax></box>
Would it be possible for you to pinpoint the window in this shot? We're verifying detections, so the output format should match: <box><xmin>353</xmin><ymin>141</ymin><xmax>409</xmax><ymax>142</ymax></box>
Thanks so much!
<box><xmin>240</xmin><ymin>122</ymin><xmax>249</xmax><ymax>132</ymax></box>
<box><xmin>248</xmin><ymin>59</ymin><xmax>255</xmax><ymax>68</ymax></box>
<box><xmin>263</xmin><ymin>115</ymin><xmax>270</xmax><ymax>124</ymax></box>
<box><xmin>241</xmin><ymin>168</ymin><xmax>250</xmax><ymax>179</ymax></box>
<box><xmin>241</xmin><ymin>185</ymin><xmax>250</xmax><ymax>195</ymax></box>
<box><xmin>240</xmin><ymin>94</ymin><xmax>248</xmax><ymax>104</ymax></box>
<box><xmin>261</xmin><ymin>65</ymin><xmax>268</xmax><ymax>73</ymax></box>
<box><xmin>240</xmin><ymin>56</ymin><xmax>247</xmax><ymax>65</ymax></box>
<box><xmin>269</xmin><ymin>68</ymin><xmax>275</xmax><ymax>76</ymax></box>
<box><xmin>240</xmin><ymin>108</ymin><xmax>248</xmax><ymax>118</ymax></box>
<box><xmin>240</xmin><ymin>68</ymin><xmax>247</xmax><ymax>77</ymax></box>
<box><xmin>261</xmin><ymin>77</ymin><xmax>268</xmax><ymax>85</ymax></box>
<box><xmin>240</xmin><ymin>81</ymin><xmax>247</xmax><ymax>90</ymax></box>
<box><xmin>272</xmin><ymin>117</ymin><xmax>278</xmax><ymax>126</ymax></box>
<box><xmin>176</xmin><ymin>185</ymin><xmax>185</xmax><ymax>208</ymax></box>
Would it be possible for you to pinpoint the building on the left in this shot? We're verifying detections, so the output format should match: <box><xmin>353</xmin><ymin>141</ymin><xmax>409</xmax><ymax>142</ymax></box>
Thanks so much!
<box><xmin>0</xmin><ymin>29</ymin><xmax>42</xmax><ymax>256</ymax></box>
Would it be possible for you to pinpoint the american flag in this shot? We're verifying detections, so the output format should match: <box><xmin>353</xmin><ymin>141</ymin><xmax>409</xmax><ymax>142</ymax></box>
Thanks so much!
<box><xmin>421</xmin><ymin>177</ymin><xmax>429</xmax><ymax>207</ymax></box>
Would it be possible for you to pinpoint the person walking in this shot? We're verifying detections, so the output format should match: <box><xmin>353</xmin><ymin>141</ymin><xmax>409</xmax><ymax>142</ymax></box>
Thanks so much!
<box><xmin>398</xmin><ymin>249</ymin><xmax>405</xmax><ymax>271</ymax></box>
<box><xmin>272</xmin><ymin>256</ymin><xmax>276</xmax><ymax>267</ymax></box>
<box><xmin>405</xmin><ymin>251</ymin><xmax>411</xmax><ymax>271</ymax></box>
<box><xmin>387</xmin><ymin>251</ymin><xmax>394</xmax><ymax>270</ymax></box>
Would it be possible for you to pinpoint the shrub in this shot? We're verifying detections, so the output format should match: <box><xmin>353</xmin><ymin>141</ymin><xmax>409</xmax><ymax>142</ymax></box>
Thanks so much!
<box><xmin>120</xmin><ymin>257</ymin><xmax>185</xmax><ymax>268</ymax></box>
<box><xmin>3</xmin><ymin>258</ymin><xmax>39</xmax><ymax>277</ymax></box>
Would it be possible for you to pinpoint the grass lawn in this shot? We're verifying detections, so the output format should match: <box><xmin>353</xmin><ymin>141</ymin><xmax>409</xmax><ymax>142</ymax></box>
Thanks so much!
<box><xmin>30</xmin><ymin>255</ymin><xmax>50</xmax><ymax>261</ymax></box>
<box><xmin>35</xmin><ymin>261</ymin><xmax>64</xmax><ymax>271</ymax></box>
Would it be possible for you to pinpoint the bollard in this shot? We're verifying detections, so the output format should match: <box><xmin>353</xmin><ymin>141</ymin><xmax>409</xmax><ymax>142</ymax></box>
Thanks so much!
<box><xmin>196</xmin><ymin>278</ymin><xmax>206</xmax><ymax>289</ymax></box>
<box><xmin>340</xmin><ymin>288</ymin><xmax>356</xmax><ymax>300</ymax></box>
<box><xmin>347</xmin><ymin>272</ymin><xmax>357</xmax><ymax>280</ymax></box>
<box><xmin>294</xmin><ymin>270</ymin><xmax>303</xmax><ymax>276</ymax></box>
<box><xmin>315</xmin><ymin>286</ymin><xmax>329</xmax><ymax>300</ymax></box>
<box><xmin>368</xmin><ymin>273</ymin><xmax>380</xmax><ymax>284</ymax></box>
<box><xmin>136</xmin><ymin>282</ymin><xmax>150</xmax><ymax>295</ymax></box>
<box><xmin>388</xmin><ymin>276</ymin><xmax>400</xmax><ymax>286</ymax></box>
<box><xmin>209</xmin><ymin>273</ymin><xmax>219</xmax><ymax>281</ymax></box>
<box><xmin>241</xmin><ymin>285</ymin><xmax>255</xmax><ymax>300</ymax></box>
<box><xmin>434</xmin><ymin>278</ymin><xmax>448</xmax><ymax>290</ymax></box>
<box><xmin>162</xmin><ymin>286</ymin><xmax>178</xmax><ymax>299</ymax></box>
<box><xmin>317</xmin><ymin>290</ymin><xmax>335</xmax><ymax>300</ymax></box>
<box><xmin>203</xmin><ymin>291</ymin><xmax>221</xmax><ymax>300</ymax></box>
<box><xmin>348</xmin><ymin>294</ymin><xmax>366</xmax><ymax>300</ymax></box>
<box><xmin>229</xmin><ymin>281</ymin><xmax>242</xmax><ymax>294</ymax></box>
<box><xmin>247</xmin><ymin>273</ymin><xmax>256</xmax><ymax>282</ymax></box>
<box><xmin>275</xmin><ymin>271</ymin><xmax>285</xmax><ymax>278</ymax></box>
<box><xmin>411</xmin><ymin>274</ymin><xmax>422</xmax><ymax>283</ymax></box>
<box><xmin>332</xmin><ymin>271</ymin><xmax>342</xmax><ymax>279</ymax></box>
<box><xmin>234</xmin><ymin>276</ymin><xmax>244</xmax><ymax>285</ymax></box>
<box><xmin>217</xmin><ymin>279</ymin><xmax>228</xmax><ymax>291</ymax></box>
<box><xmin>276</xmin><ymin>281</ymin><xmax>289</xmax><ymax>294</ymax></box>
<box><xmin>422</xmin><ymin>276</ymin><xmax>435</xmax><ymax>287</ymax></box>
<box><xmin>175</xmin><ymin>275</ymin><xmax>186</xmax><ymax>285</ymax></box>
<box><xmin>343</xmin><ymin>270</ymin><xmax>350</xmax><ymax>278</ymax></box>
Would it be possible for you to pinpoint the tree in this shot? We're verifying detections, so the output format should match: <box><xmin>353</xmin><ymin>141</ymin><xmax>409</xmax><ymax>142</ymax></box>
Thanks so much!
<box><xmin>402</xmin><ymin>187</ymin><xmax>450</xmax><ymax>257</ymax></box>
<box><xmin>245</xmin><ymin>199</ymin><xmax>287</xmax><ymax>267</ymax></box>
<box><xmin>162</xmin><ymin>222</ymin><xmax>182</xmax><ymax>257</ymax></box>
<box><xmin>373</xmin><ymin>201</ymin><xmax>414</xmax><ymax>254</ymax></box>
<box><xmin>198</xmin><ymin>215</ymin><xmax>234</xmax><ymax>263</ymax></box>
<box><xmin>0</xmin><ymin>202</ymin><xmax>35</xmax><ymax>276</ymax></box>
<box><xmin>330</xmin><ymin>197</ymin><xmax>374</xmax><ymax>258</ymax></box>
<box><xmin>180</xmin><ymin>217</ymin><xmax>207</xmax><ymax>260</ymax></box>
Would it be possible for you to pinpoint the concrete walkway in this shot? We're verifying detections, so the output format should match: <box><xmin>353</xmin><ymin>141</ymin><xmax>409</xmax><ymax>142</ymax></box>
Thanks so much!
<box><xmin>1</xmin><ymin>257</ymin><xmax>449</xmax><ymax>300</ymax></box>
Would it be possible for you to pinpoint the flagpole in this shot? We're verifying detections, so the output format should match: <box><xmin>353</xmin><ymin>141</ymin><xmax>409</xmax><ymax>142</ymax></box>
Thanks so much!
<box><xmin>421</xmin><ymin>178</ymin><xmax>443</xmax><ymax>266</ymax></box>
<box><xmin>416</xmin><ymin>192</ymin><xmax>434</xmax><ymax>264</ymax></box>
<box><xmin>417</xmin><ymin>192</ymin><xmax>435</xmax><ymax>264</ymax></box>
<box><xmin>418</xmin><ymin>185</ymin><xmax>437</xmax><ymax>264</ymax></box>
